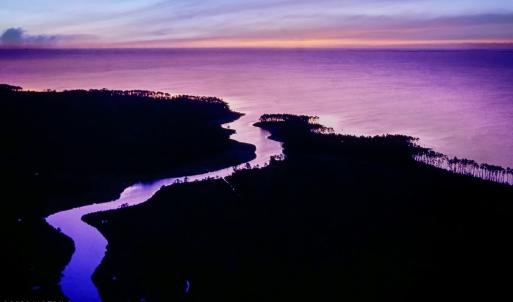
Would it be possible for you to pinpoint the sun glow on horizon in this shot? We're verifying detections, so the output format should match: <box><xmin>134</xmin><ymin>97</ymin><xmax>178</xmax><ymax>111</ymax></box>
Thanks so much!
<box><xmin>1</xmin><ymin>0</ymin><xmax>512</xmax><ymax>49</ymax></box>
<box><xmin>105</xmin><ymin>38</ymin><xmax>513</xmax><ymax>49</ymax></box>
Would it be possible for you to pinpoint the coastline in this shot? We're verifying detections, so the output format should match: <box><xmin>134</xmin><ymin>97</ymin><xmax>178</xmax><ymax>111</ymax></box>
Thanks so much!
<box><xmin>86</xmin><ymin>114</ymin><xmax>513</xmax><ymax>301</ymax></box>
<box><xmin>3</xmin><ymin>85</ymin><xmax>513</xmax><ymax>301</ymax></box>
<box><xmin>1</xmin><ymin>85</ymin><xmax>257</xmax><ymax>301</ymax></box>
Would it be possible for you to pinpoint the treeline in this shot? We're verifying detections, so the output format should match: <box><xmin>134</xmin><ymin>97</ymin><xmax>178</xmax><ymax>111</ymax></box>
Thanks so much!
<box><xmin>0</xmin><ymin>83</ymin><xmax>22</xmax><ymax>91</ymax></box>
<box><xmin>259</xmin><ymin>113</ymin><xmax>320</xmax><ymax>124</ymax></box>
<box><xmin>257</xmin><ymin>114</ymin><xmax>430</xmax><ymax>165</ymax></box>
<box><xmin>0</xmin><ymin>86</ymin><xmax>244</xmax><ymax>182</ymax></box>
<box><xmin>258</xmin><ymin>113</ymin><xmax>334</xmax><ymax>134</ymax></box>
<box><xmin>415</xmin><ymin>151</ymin><xmax>513</xmax><ymax>185</ymax></box>
<box><xmin>65</xmin><ymin>89</ymin><xmax>231</xmax><ymax>108</ymax></box>
<box><xmin>260</xmin><ymin>114</ymin><xmax>512</xmax><ymax>186</ymax></box>
<box><xmin>0</xmin><ymin>84</ymin><xmax>230</xmax><ymax>108</ymax></box>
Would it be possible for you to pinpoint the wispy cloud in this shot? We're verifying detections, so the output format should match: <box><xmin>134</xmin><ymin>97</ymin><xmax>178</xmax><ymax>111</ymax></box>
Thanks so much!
<box><xmin>1</xmin><ymin>1</ymin><xmax>513</xmax><ymax>48</ymax></box>
<box><xmin>108</xmin><ymin>13</ymin><xmax>513</xmax><ymax>48</ymax></box>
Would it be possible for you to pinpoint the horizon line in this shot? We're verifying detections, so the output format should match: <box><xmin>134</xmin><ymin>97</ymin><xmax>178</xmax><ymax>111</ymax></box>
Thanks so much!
<box><xmin>2</xmin><ymin>43</ymin><xmax>513</xmax><ymax>50</ymax></box>
<box><xmin>1</xmin><ymin>46</ymin><xmax>513</xmax><ymax>51</ymax></box>
<box><xmin>2</xmin><ymin>38</ymin><xmax>513</xmax><ymax>50</ymax></box>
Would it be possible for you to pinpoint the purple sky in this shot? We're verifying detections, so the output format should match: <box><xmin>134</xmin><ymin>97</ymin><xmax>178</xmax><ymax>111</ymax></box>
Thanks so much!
<box><xmin>1</xmin><ymin>0</ymin><xmax>513</xmax><ymax>48</ymax></box>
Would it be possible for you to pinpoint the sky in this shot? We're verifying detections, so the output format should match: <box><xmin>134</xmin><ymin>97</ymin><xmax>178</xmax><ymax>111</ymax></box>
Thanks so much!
<box><xmin>1</xmin><ymin>0</ymin><xmax>513</xmax><ymax>48</ymax></box>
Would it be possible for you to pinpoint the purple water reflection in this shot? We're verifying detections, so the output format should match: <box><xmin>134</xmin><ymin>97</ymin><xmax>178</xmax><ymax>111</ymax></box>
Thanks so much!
<box><xmin>46</xmin><ymin>115</ymin><xmax>283</xmax><ymax>301</ymax></box>
<box><xmin>1</xmin><ymin>49</ymin><xmax>512</xmax><ymax>167</ymax></box>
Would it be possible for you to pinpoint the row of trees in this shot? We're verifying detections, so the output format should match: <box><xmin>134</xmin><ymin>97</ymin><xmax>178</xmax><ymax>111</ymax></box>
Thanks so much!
<box><xmin>0</xmin><ymin>84</ymin><xmax>22</xmax><ymax>91</ymax></box>
<box><xmin>1</xmin><ymin>84</ymin><xmax>230</xmax><ymax>108</ymax></box>
<box><xmin>73</xmin><ymin>89</ymin><xmax>229</xmax><ymax>106</ymax></box>
<box><xmin>258</xmin><ymin>114</ymin><xmax>334</xmax><ymax>134</ymax></box>
<box><xmin>259</xmin><ymin>114</ymin><xmax>320</xmax><ymax>124</ymax></box>
<box><xmin>415</xmin><ymin>151</ymin><xmax>513</xmax><ymax>185</ymax></box>
<box><xmin>102</xmin><ymin>89</ymin><xmax>172</xmax><ymax>99</ymax></box>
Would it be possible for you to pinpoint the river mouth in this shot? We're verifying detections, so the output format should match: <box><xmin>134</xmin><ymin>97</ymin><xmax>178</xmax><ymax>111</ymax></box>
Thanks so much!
<box><xmin>46</xmin><ymin>113</ymin><xmax>283</xmax><ymax>302</ymax></box>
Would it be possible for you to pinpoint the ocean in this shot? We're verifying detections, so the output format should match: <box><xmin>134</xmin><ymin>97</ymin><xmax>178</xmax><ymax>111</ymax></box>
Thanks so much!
<box><xmin>1</xmin><ymin>48</ymin><xmax>512</xmax><ymax>167</ymax></box>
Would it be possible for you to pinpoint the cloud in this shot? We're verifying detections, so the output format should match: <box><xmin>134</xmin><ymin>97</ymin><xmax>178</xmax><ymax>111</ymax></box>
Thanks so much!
<box><xmin>116</xmin><ymin>12</ymin><xmax>513</xmax><ymax>48</ymax></box>
<box><xmin>2</xmin><ymin>3</ymin><xmax>513</xmax><ymax>48</ymax></box>
<box><xmin>1</xmin><ymin>27</ymin><xmax>59</xmax><ymax>46</ymax></box>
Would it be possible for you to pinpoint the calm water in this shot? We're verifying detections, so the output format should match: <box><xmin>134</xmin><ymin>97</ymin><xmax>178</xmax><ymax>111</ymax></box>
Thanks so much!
<box><xmin>1</xmin><ymin>48</ymin><xmax>512</xmax><ymax>167</ymax></box>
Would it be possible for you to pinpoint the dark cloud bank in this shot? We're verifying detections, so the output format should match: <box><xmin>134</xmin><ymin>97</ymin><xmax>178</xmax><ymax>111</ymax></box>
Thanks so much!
<box><xmin>0</xmin><ymin>28</ymin><xmax>59</xmax><ymax>46</ymax></box>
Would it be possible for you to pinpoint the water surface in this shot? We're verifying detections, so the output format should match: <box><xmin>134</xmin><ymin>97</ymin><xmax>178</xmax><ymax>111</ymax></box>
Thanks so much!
<box><xmin>1</xmin><ymin>48</ymin><xmax>512</xmax><ymax>167</ymax></box>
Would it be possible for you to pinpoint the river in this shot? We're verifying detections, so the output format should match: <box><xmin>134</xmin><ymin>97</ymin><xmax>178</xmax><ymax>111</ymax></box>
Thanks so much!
<box><xmin>46</xmin><ymin>111</ymin><xmax>283</xmax><ymax>302</ymax></box>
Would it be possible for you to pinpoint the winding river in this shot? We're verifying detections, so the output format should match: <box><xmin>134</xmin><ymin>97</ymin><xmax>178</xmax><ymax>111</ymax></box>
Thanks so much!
<box><xmin>46</xmin><ymin>112</ymin><xmax>283</xmax><ymax>302</ymax></box>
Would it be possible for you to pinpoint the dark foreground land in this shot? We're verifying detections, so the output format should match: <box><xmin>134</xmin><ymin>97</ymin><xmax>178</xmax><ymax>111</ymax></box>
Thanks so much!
<box><xmin>86</xmin><ymin>114</ymin><xmax>513</xmax><ymax>302</ymax></box>
<box><xmin>0</xmin><ymin>84</ymin><xmax>255</xmax><ymax>300</ymax></box>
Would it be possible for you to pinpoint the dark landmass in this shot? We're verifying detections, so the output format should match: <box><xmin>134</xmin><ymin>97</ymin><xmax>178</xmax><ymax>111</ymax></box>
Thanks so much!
<box><xmin>86</xmin><ymin>114</ymin><xmax>513</xmax><ymax>302</ymax></box>
<box><xmin>0</xmin><ymin>84</ymin><xmax>255</xmax><ymax>300</ymax></box>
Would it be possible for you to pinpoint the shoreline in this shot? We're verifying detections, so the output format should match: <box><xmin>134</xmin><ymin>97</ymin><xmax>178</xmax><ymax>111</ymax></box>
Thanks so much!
<box><xmin>85</xmin><ymin>114</ymin><xmax>513</xmax><ymax>301</ymax></box>
<box><xmin>3</xmin><ymin>85</ymin><xmax>512</xmax><ymax>301</ymax></box>
<box><xmin>1</xmin><ymin>85</ymin><xmax>260</xmax><ymax>301</ymax></box>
